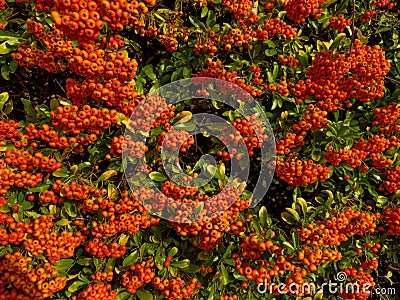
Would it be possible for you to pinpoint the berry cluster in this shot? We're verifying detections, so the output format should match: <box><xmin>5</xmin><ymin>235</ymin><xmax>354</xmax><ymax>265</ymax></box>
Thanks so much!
<box><xmin>172</xmin><ymin>191</ymin><xmax>249</xmax><ymax>250</ymax></box>
<box><xmin>218</xmin><ymin>115</ymin><xmax>267</xmax><ymax>158</ymax></box>
<box><xmin>265</xmin><ymin>76</ymin><xmax>289</xmax><ymax>95</ymax></box>
<box><xmin>383</xmin><ymin>207</ymin><xmax>400</xmax><ymax>235</ymax></box>
<box><xmin>297</xmin><ymin>208</ymin><xmax>380</xmax><ymax>247</ymax></box>
<box><xmin>291</xmin><ymin>41</ymin><xmax>390</xmax><ymax>105</ymax></box>
<box><xmin>221</xmin><ymin>0</ymin><xmax>254</xmax><ymax>21</ymax></box>
<box><xmin>100</xmin><ymin>34</ymin><xmax>125</xmax><ymax>50</ymax></box>
<box><xmin>0</xmin><ymin>120</ymin><xmax>22</xmax><ymax>143</ymax></box>
<box><xmin>339</xmin><ymin>268</ymin><xmax>375</xmax><ymax>300</ymax></box>
<box><xmin>11</xmin><ymin>20</ymin><xmax>71</xmax><ymax>72</ymax></box>
<box><xmin>24</xmin><ymin>230</ymin><xmax>85</xmax><ymax>263</ymax></box>
<box><xmin>66</xmin><ymin>78</ymin><xmax>137</xmax><ymax>107</ymax></box>
<box><xmin>4</xmin><ymin>148</ymin><xmax>62</xmax><ymax>172</ymax></box>
<box><xmin>157</xmin><ymin>130</ymin><xmax>195</xmax><ymax>153</ymax></box>
<box><xmin>128</xmin><ymin>94</ymin><xmax>176</xmax><ymax>131</ymax></box>
<box><xmin>381</xmin><ymin>166</ymin><xmax>400</xmax><ymax>193</ymax></box>
<box><xmin>24</xmin><ymin>123</ymin><xmax>92</xmax><ymax>153</ymax></box>
<box><xmin>194</xmin><ymin>30</ymin><xmax>219</xmax><ymax>55</ymax></box>
<box><xmin>109</xmin><ymin>135</ymin><xmax>147</xmax><ymax>158</ymax></box>
<box><xmin>360</xmin><ymin>10</ymin><xmax>376</xmax><ymax>23</ymax></box>
<box><xmin>51</xmin><ymin>0</ymin><xmax>153</xmax><ymax>45</ymax></box>
<box><xmin>152</xmin><ymin>276</ymin><xmax>200</xmax><ymax>300</ymax></box>
<box><xmin>12</xmin><ymin>42</ymin><xmax>66</xmax><ymax>73</ymax></box>
<box><xmin>276</xmin><ymin>132</ymin><xmax>306</xmax><ymax>155</ymax></box>
<box><xmin>361</xmin><ymin>258</ymin><xmax>379</xmax><ymax>270</ymax></box>
<box><xmin>220</xmin><ymin>295</ymin><xmax>238</xmax><ymax>300</ymax></box>
<box><xmin>222</xmin><ymin>28</ymin><xmax>254</xmax><ymax>50</ymax></box>
<box><xmin>0</xmin><ymin>252</ymin><xmax>67</xmax><ymax>299</ymax></box>
<box><xmin>329</xmin><ymin>14</ymin><xmax>351</xmax><ymax>32</ymax></box>
<box><xmin>325</xmin><ymin>146</ymin><xmax>368</xmax><ymax>168</ymax></box>
<box><xmin>285</xmin><ymin>0</ymin><xmax>325</xmax><ymax>24</ymax></box>
<box><xmin>372</xmin><ymin>103</ymin><xmax>400</xmax><ymax>134</ymax></box>
<box><xmin>85</xmin><ymin>238</ymin><xmax>127</xmax><ymax>258</ymax></box>
<box><xmin>372</xmin><ymin>0</ymin><xmax>390</xmax><ymax>8</ymax></box>
<box><xmin>0</xmin><ymin>167</ymin><xmax>43</xmax><ymax>194</ymax></box>
<box><xmin>51</xmin><ymin>104</ymin><xmax>118</xmax><ymax>134</ymax></box>
<box><xmin>277</xmin><ymin>55</ymin><xmax>299</xmax><ymax>67</ymax></box>
<box><xmin>295</xmin><ymin>105</ymin><xmax>329</xmax><ymax>131</ymax></box>
<box><xmin>161</xmin><ymin>180</ymin><xmax>198</xmax><ymax>200</ymax></box>
<box><xmin>263</xmin><ymin>18</ymin><xmax>297</xmax><ymax>40</ymax></box>
<box><xmin>122</xmin><ymin>260</ymin><xmax>155</xmax><ymax>294</ymax></box>
<box><xmin>0</xmin><ymin>212</ymin><xmax>28</xmax><ymax>246</ymax></box>
<box><xmin>298</xmin><ymin>248</ymin><xmax>342</xmax><ymax>272</ymax></box>
<box><xmin>370</xmin><ymin>154</ymin><xmax>393</xmax><ymax>169</ymax></box>
<box><xmin>72</xmin><ymin>282</ymin><xmax>119</xmax><ymax>300</ymax></box>
<box><xmin>91</xmin><ymin>266</ymin><xmax>114</xmax><ymax>282</ymax></box>
<box><xmin>194</xmin><ymin>59</ymin><xmax>263</xmax><ymax>97</ymax></box>
<box><xmin>276</xmin><ymin>158</ymin><xmax>330</xmax><ymax>186</ymax></box>
<box><xmin>68</xmin><ymin>48</ymin><xmax>137</xmax><ymax>82</ymax></box>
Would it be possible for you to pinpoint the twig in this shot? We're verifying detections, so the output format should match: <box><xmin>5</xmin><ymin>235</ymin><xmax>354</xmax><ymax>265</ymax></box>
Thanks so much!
<box><xmin>385</xmin><ymin>76</ymin><xmax>400</xmax><ymax>85</ymax></box>
<box><xmin>350</xmin><ymin>0</ymin><xmax>356</xmax><ymax>50</ymax></box>
<box><xmin>52</xmin><ymin>75</ymin><xmax>66</xmax><ymax>93</ymax></box>
<box><xmin>15</xmin><ymin>73</ymin><xmax>30</xmax><ymax>100</ymax></box>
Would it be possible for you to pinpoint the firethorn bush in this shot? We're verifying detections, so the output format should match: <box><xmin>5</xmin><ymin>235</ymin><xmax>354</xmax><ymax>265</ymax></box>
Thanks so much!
<box><xmin>0</xmin><ymin>0</ymin><xmax>399</xmax><ymax>299</ymax></box>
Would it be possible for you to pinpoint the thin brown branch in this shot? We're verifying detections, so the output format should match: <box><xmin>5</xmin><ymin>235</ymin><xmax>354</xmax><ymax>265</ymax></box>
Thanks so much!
<box><xmin>385</xmin><ymin>76</ymin><xmax>400</xmax><ymax>85</ymax></box>
<box><xmin>350</xmin><ymin>0</ymin><xmax>356</xmax><ymax>50</ymax></box>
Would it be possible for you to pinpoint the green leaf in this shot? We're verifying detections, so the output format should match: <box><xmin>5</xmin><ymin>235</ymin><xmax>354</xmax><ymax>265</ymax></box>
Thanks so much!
<box><xmin>149</xmin><ymin>171</ymin><xmax>167</xmax><ymax>182</ymax></box>
<box><xmin>283</xmin><ymin>241</ymin><xmax>294</xmax><ymax>250</ymax></box>
<box><xmin>21</xmin><ymin>98</ymin><xmax>36</xmax><ymax>119</ymax></box>
<box><xmin>170</xmin><ymin>259</ymin><xmax>190</xmax><ymax>268</ymax></box>
<box><xmin>0</xmin><ymin>92</ymin><xmax>9</xmax><ymax>111</ymax></box>
<box><xmin>281</xmin><ymin>212</ymin><xmax>296</xmax><ymax>225</ymax></box>
<box><xmin>174</xmin><ymin>122</ymin><xmax>196</xmax><ymax>131</ymax></box>
<box><xmin>259</xmin><ymin>206</ymin><xmax>268</xmax><ymax>228</ymax></box>
<box><xmin>115</xmin><ymin>292</ymin><xmax>131</xmax><ymax>300</ymax></box>
<box><xmin>201</xmin><ymin>6</ymin><xmax>208</xmax><ymax>18</ymax></box>
<box><xmin>0</xmin><ymin>42</ymin><xmax>11</xmax><ymax>55</ymax></box>
<box><xmin>56</xmin><ymin>219</ymin><xmax>70</xmax><ymax>226</ymax></box>
<box><xmin>8</xmin><ymin>60</ymin><xmax>18</xmax><ymax>73</ymax></box>
<box><xmin>198</xmin><ymin>250</ymin><xmax>213</xmax><ymax>260</ymax></box>
<box><xmin>0</xmin><ymin>30</ymin><xmax>24</xmax><ymax>40</ymax></box>
<box><xmin>298</xmin><ymin>50</ymin><xmax>309</xmax><ymax>67</ymax></box>
<box><xmin>1</xmin><ymin>64</ymin><xmax>9</xmax><ymax>80</ymax></box>
<box><xmin>296</xmin><ymin>197</ymin><xmax>308</xmax><ymax>217</ymax></box>
<box><xmin>64</xmin><ymin>202</ymin><xmax>77</xmax><ymax>217</ymax></box>
<box><xmin>168</xmin><ymin>247</ymin><xmax>179</xmax><ymax>257</ymax></box>
<box><xmin>3</xmin><ymin>100</ymin><xmax>13</xmax><ymax>114</ymax></box>
<box><xmin>189</xmin><ymin>16</ymin><xmax>203</xmax><ymax>28</ymax></box>
<box><xmin>206</xmin><ymin>11</ymin><xmax>216</xmax><ymax>27</ymax></box>
<box><xmin>76</xmin><ymin>258</ymin><xmax>92</xmax><ymax>266</ymax></box>
<box><xmin>265</xmin><ymin>49</ymin><xmax>277</xmax><ymax>56</ymax></box>
<box><xmin>67</xmin><ymin>281</ymin><xmax>86</xmax><ymax>292</ymax></box>
<box><xmin>54</xmin><ymin>259</ymin><xmax>74</xmax><ymax>273</ymax></box>
<box><xmin>285</xmin><ymin>208</ymin><xmax>300</xmax><ymax>221</ymax></box>
<box><xmin>329</xmin><ymin>33</ymin><xmax>346</xmax><ymax>51</ymax></box>
<box><xmin>171</xmin><ymin>67</ymin><xmax>183</xmax><ymax>82</ymax></box>
<box><xmin>123</xmin><ymin>250</ymin><xmax>138</xmax><ymax>267</ymax></box>
<box><xmin>183</xmin><ymin>66</ymin><xmax>191</xmax><ymax>78</ymax></box>
<box><xmin>50</xmin><ymin>98</ymin><xmax>59</xmax><ymax>111</ymax></box>
<box><xmin>251</xmin><ymin>216</ymin><xmax>262</xmax><ymax>234</ymax></box>
<box><xmin>220</xmin><ymin>264</ymin><xmax>229</xmax><ymax>285</ymax></box>
<box><xmin>20</xmin><ymin>201</ymin><xmax>33</xmax><ymax>211</ymax></box>
<box><xmin>97</xmin><ymin>170</ymin><xmax>118</xmax><ymax>182</ymax></box>
<box><xmin>313</xmin><ymin>290</ymin><xmax>324</xmax><ymax>300</ymax></box>
<box><xmin>53</xmin><ymin>166</ymin><xmax>69</xmax><ymax>178</ymax></box>
<box><xmin>136</xmin><ymin>289</ymin><xmax>154</xmax><ymax>300</ymax></box>
<box><xmin>292</xmin><ymin>232</ymin><xmax>299</xmax><ymax>248</ymax></box>
<box><xmin>28</xmin><ymin>184</ymin><xmax>51</xmax><ymax>193</ymax></box>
